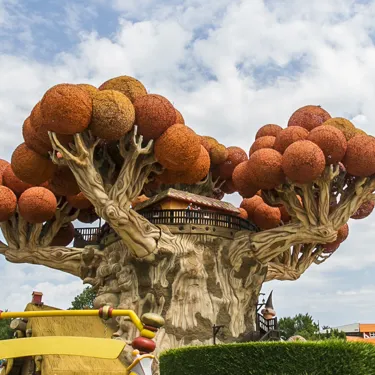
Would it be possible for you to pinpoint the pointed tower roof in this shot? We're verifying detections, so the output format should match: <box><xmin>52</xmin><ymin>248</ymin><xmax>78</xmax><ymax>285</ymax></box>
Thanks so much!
<box><xmin>265</xmin><ymin>290</ymin><xmax>274</xmax><ymax>310</ymax></box>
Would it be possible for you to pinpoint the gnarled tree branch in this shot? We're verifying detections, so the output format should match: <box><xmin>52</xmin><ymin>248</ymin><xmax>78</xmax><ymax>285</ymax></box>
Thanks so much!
<box><xmin>109</xmin><ymin>128</ymin><xmax>162</xmax><ymax>207</ymax></box>
<box><xmin>330</xmin><ymin>177</ymin><xmax>375</xmax><ymax>228</ymax></box>
<box><xmin>265</xmin><ymin>244</ymin><xmax>324</xmax><ymax>281</ymax></box>
<box><xmin>1</xmin><ymin>245</ymin><xmax>84</xmax><ymax>277</ymax></box>
<box><xmin>49</xmin><ymin>128</ymin><xmax>162</xmax><ymax>260</ymax></box>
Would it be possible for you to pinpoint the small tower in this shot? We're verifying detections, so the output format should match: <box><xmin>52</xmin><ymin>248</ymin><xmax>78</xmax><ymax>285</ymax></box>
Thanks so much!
<box><xmin>261</xmin><ymin>291</ymin><xmax>276</xmax><ymax>320</ymax></box>
<box><xmin>31</xmin><ymin>291</ymin><xmax>43</xmax><ymax>306</ymax></box>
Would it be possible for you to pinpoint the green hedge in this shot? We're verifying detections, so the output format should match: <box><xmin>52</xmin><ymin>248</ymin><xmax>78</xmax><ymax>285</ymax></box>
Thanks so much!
<box><xmin>160</xmin><ymin>341</ymin><xmax>375</xmax><ymax>375</ymax></box>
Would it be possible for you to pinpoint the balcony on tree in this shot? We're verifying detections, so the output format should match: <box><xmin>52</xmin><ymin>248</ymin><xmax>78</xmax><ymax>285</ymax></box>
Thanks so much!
<box><xmin>134</xmin><ymin>189</ymin><xmax>256</xmax><ymax>233</ymax></box>
<box><xmin>74</xmin><ymin>189</ymin><xmax>257</xmax><ymax>247</ymax></box>
<box><xmin>73</xmin><ymin>227</ymin><xmax>102</xmax><ymax>248</ymax></box>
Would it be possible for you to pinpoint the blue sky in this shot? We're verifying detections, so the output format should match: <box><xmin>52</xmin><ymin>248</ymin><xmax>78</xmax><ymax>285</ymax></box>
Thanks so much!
<box><xmin>1</xmin><ymin>0</ymin><xmax>375</xmax><ymax>328</ymax></box>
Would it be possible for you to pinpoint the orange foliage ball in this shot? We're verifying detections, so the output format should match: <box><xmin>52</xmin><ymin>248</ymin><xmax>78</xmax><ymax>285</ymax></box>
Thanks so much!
<box><xmin>157</xmin><ymin>169</ymin><xmax>183</xmax><ymax>185</ymax></box>
<box><xmin>336</xmin><ymin>223</ymin><xmax>349</xmax><ymax>242</ymax></box>
<box><xmin>134</xmin><ymin>94</ymin><xmax>176</xmax><ymax>141</ymax></box>
<box><xmin>343</xmin><ymin>135</ymin><xmax>375</xmax><ymax>177</ymax></box>
<box><xmin>27</xmin><ymin>104</ymin><xmax>73</xmax><ymax>156</ymax></box>
<box><xmin>67</xmin><ymin>192</ymin><xmax>92</xmax><ymax>209</ymax></box>
<box><xmin>18</xmin><ymin>187</ymin><xmax>57</xmax><ymax>223</ymax></box>
<box><xmin>227</xmin><ymin>146</ymin><xmax>248</xmax><ymax>165</ymax></box>
<box><xmin>240</xmin><ymin>195</ymin><xmax>264</xmax><ymax>221</ymax></box>
<box><xmin>273</xmin><ymin>126</ymin><xmax>309</xmax><ymax>154</ymax></box>
<box><xmin>246</xmin><ymin>149</ymin><xmax>285</xmax><ymax>190</ymax></box>
<box><xmin>11</xmin><ymin>143</ymin><xmax>57</xmax><ymax>185</ymax></box>
<box><xmin>282</xmin><ymin>140</ymin><xmax>325</xmax><ymax>184</ymax></box>
<box><xmin>99</xmin><ymin>75</ymin><xmax>147</xmax><ymax>103</ymax></box>
<box><xmin>307</xmin><ymin>125</ymin><xmax>347</xmax><ymax>164</ymax></box>
<box><xmin>232</xmin><ymin>161</ymin><xmax>258</xmax><ymax>198</ymax></box>
<box><xmin>175</xmin><ymin>109</ymin><xmax>185</xmax><ymax>124</ymax></box>
<box><xmin>159</xmin><ymin>146</ymin><xmax>211</xmax><ymax>185</ymax></box>
<box><xmin>155</xmin><ymin>124</ymin><xmax>201</xmax><ymax>171</ymax></box>
<box><xmin>322</xmin><ymin>117</ymin><xmax>356</xmax><ymax>141</ymax></box>
<box><xmin>221</xmin><ymin>179</ymin><xmax>236</xmax><ymax>194</ymax></box>
<box><xmin>351</xmin><ymin>200</ymin><xmax>375</xmax><ymax>219</ymax></box>
<box><xmin>90</xmin><ymin>90</ymin><xmax>135</xmax><ymax>141</ymax></box>
<box><xmin>40</xmin><ymin>84</ymin><xmax>92</xmax><ymax>135</ymax></box>
<box><xmin>218</xmin><ymin>161</ymin><xmax>235</xmax><ymax>180</ymax></box>
<box><xmin>210</xmin><ymin>144</ymin><xmax>228</xmax><ymax>165</ymax></box>
<box><xmin>201</xmin><ymin>136</ymin><xmax>218</xmax><ymax>152</ymax></box>
<box><xmin>255</xmin><ymin>124</ymin><xmax>283</xmax><ymax>139</ymax></box>
<box><xmin>0</xmin><ymin>159</ymin><xmax>10</xmax><ymax>185</ymax></box>
<box><xmin>0</xmin><ymin>186</ymin><xmax>17</xmax><ymax>221</ymax></box>
<box><xmin>23</xmin><ymin>116</ymin><xmax>51</xmax><ymax>156</ymax></box>
<box><xmin>49</xmin><ymin>167</ymin><xmax>80</xmax><ymax>196</ymax></box>
<box><xmin>355</xmin><ymin>128</ymin><xmax>367</xmax><ymax>136</ymax></box>
<box><xmin>324</xmin><ymin>224</ymin><xmax>349</xmax><ymax>252</ymax></box>
<box><xmin>238</xmin><ymin>208</ymin><xmax>248</xmax><ymax>219</ymax></box>
<box><xmin>51</xmin><ymin>223</ymin><xmax>75</xmax><ymax>246</ymax></box>
<box><xmin>78</xmin><ymin>207</ymin><xmax>99</xmax><ymax>223</ymax></box>
<box><xmin>218</xmin><ymin>146</ymin><xmax>248</xmax><ymax>180</ymax></box>
<box><xmin>253</xmin><ymin>203</ymin><xmax>281</xmax><ymax>229</ymax></box>
<box><xmin>76</xmin><ymin>84</ymin><xmax>98</xmax><ymax>97</ymax></box>
<box><xmin>181</xmin><ymin>146</ymin><xmax>211</xmax><ymax>184</ymax></box>
<box><xmin>30</xmin><ymin>101</ymin><xmax>47</xmax><ymax>130</ymax></box>
<box><xmin>2</xmin><ymin>165</ymin><xmax>33</xmax><ymax>196</ymax></box>
<box><xmin>288</xmin><ymin>105</ymin><xmax>331</xmax><ymax>131</ymax></box>
<box><xmin>322</xmin><ymin>242</ymin><xmax>340</xmax><ymax>254</ymax></box>
<box><xmin>143</xmin><ymin>178</ymin><xmax>162</xmax><ymax>196</ymax></box>
<box><xmin>249</xmin><ymin>136</ymin><xmax>275</xmax><ymax>156</ymax></box>
<box><xmin>0</xmin><ymin>159</ymin><xmax>9</xmax><ymax>174</ymax></box>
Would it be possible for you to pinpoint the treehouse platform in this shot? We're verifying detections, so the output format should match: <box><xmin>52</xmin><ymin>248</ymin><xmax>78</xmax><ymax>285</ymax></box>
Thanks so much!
<box><xmin>74</xmin><ymin>189</ymin><xmax>258</xmax><ymax>248</ymax></box>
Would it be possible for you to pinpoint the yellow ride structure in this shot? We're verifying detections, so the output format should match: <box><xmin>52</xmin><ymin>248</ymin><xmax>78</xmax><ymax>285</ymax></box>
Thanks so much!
<box><xmin>0</xmin><ymin>296</ymin><xmax>164</xmax><ymax>375</ymax></box>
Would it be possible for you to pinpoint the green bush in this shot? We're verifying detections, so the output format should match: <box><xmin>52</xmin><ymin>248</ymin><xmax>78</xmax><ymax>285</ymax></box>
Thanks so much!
<box><xmin>160</xmin><ymin>341</ymin><xmax>375</xmax><ymax>375</ymax></box>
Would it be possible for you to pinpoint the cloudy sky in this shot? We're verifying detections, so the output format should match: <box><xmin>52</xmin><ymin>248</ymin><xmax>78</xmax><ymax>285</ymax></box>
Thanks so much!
<box><xmin>1</xmin><ymin>0</ymin><xmax>375</xmax><ymax>328</ymax></box>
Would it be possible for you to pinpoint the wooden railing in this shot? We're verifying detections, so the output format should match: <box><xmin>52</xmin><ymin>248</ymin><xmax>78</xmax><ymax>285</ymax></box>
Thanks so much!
<box><xmin>73</xmin><ymin>227</ymin><xmax>101</xmax><ymax>247</ymax></box>
<box><xmin>74</xmin><ymin>210</ymin><xmax>256</xmax><ymax>247</ymax></box>
<box><xmin>257</xmin><ymin>313</ymin><xmax>278</xmax><ymax>334</ymax></box>
<box><xmin>140</xmin><ymin>209</ymin><xmax>256</xmax><ymax>231</ymax></box>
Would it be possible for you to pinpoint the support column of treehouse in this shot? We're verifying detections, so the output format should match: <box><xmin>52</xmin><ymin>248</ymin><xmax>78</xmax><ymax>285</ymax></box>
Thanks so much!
<box><xmin>0</xmin><ymin>76</ymin><xmax>375</xmax><ymax>369</ymax></box>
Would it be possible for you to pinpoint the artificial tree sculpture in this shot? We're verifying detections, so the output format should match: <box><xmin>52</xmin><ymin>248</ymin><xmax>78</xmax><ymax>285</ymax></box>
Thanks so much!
<box><xmin>1</xmin><ymin>77</ymin><xmax>375</xmax><ymax>364</ymax></box>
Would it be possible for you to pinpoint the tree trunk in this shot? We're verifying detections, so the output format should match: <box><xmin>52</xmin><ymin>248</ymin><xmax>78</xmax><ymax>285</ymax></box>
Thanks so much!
<box><xmin>91</xmin><ymin>233</ymin><xmax>267</xmax><ymax>358</ymax></box>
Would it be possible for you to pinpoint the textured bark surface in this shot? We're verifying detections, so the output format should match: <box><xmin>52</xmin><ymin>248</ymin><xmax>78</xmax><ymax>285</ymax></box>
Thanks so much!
<box><xmin>89</xmin><ymin>231</ymin><xmax>266</xmax><ymax>359</ymax></box>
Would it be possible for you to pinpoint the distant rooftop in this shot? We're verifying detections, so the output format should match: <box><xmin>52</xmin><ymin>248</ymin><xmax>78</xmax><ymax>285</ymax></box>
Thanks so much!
<box><xmin>320</xmin><ymin>323</ymin><xmax>375</xmax><ymax>333</ymax></box>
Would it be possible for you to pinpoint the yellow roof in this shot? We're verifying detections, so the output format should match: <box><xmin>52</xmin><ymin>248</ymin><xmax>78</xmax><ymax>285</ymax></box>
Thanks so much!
<box><xmin>23</xmin><ymin>303</ymin><xmax>127</xmax><ymax>374</ymax></box>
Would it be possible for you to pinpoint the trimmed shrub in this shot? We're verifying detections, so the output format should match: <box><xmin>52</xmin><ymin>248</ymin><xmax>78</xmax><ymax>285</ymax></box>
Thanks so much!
<box><xmin>160</xmin><ymin>341</ymin><xmax>375</xmax><ymax>375</ymax></box>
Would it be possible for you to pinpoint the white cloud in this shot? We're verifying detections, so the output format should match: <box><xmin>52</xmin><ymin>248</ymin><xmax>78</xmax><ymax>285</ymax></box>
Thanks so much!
<box><xmin>1</xmin><ymin>0</ymin><xmax>375</xmax><ymax>325</ymax></box>
<box><xmin>0</xmin><ymin>258</ymin><xmax>84</xmax><ymax>311</ymax></box>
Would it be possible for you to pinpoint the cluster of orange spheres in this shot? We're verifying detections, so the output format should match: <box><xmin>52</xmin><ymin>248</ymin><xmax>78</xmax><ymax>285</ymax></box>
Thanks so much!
<box><xmin>234</xmin><ymin>105</ymin><xmax>375</xmax><ymax>200</ymax></box>
<box><xmin>0</xmin><ymin>75</ymin><xmax>190</xmax><ymax>227</ymax></box>
<box><xmin>13</xmin><ymin>74</ymin><xmax>224</xmax><ymax>191</ymax></box>
<box><xmin>235</xmin><ymin>105</ymin><xmax>375</xmax><ymax>252</ymax></box>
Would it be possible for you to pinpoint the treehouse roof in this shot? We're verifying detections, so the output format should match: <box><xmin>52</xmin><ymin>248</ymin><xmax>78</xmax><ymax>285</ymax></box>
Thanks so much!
<box><xmin>20</xmin><ymin>303</ymin><xmax>126</xmax><ymax>375</ymax></box>
<box><xmin>134</xmin><ymin>188</ymin><xmax>240</xmax><ymax>215</ymax></box>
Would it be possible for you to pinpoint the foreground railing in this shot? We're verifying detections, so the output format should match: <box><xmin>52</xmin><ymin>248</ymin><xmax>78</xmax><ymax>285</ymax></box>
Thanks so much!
<box><xmin>0</xmin><ymin>308</ymin><xmax>165</xmax><ymax>375</ymax></box>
